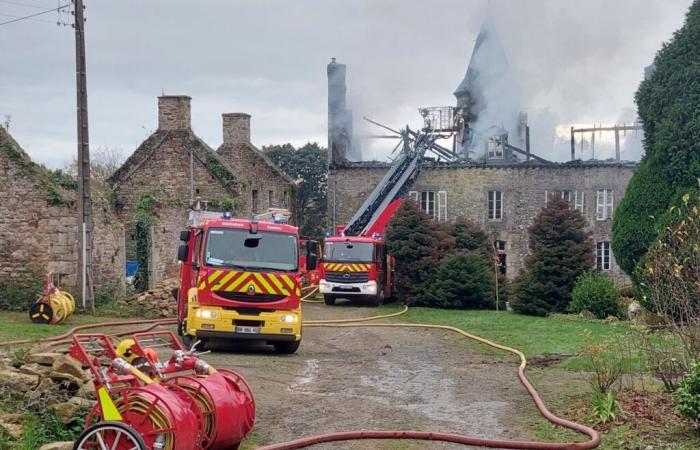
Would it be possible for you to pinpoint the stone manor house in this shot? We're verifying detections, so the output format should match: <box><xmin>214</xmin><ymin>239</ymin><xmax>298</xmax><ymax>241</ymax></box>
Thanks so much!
<box><xmin>327</xmin><ymin>51</ymin><xmax>636</xmax><ymax>282</ymax></box>
<box><xmin>0</xmin><ymin>95</ymin><xmax>294</xmax><ymax>293</ymax></box>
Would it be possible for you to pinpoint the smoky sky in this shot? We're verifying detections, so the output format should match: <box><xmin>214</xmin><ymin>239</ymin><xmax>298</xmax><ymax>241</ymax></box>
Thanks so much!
<box><xmin>0</xmin><ymin>0</ymin><xmax>692</xmax><ymax>168</ymax></box>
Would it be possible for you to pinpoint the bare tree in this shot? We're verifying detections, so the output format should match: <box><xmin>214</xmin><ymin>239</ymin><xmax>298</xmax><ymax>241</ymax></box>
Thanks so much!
<box><xmin>65</xmin><ymin>146</ymin><xmax>126</xmax><ymax>182</ymax></box>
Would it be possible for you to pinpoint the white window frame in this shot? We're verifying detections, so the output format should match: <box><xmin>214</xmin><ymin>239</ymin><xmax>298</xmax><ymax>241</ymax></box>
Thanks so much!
<box><xmin>596</xmin><ymin>241</ymin><xmax>611</xmax><ymax>271</ymax></box>
<box><xmin>596</xmin><ymin>189</ymin><xmax>614</xmax><ymax>221</ymax></box>
<box><xmin>545</xmin><ymin>190</ymin><xmax>572</xmax><ymax>206</ymax></box>
<box><xmin>488</xmin><ymin>191</ymin><xmax>503</xmax><ymax>221</ymax></box>
<box><xmin>487</xmin><ymin>139</ymin><xmax>504</xmax><ymax>159</ymax></box>
<box><xmin>408</xmin><ymin>191</ymin><xmax>418</xmax><ymax>203</ymax></box>
<box><xmin>437</xmin><ymin>191</ymin><xmax>447</xmax><ymax>222</ymax></box>
<box><xmin>575</xmin><ymin>191</ymin><xmax>585</xmax><ymax>215</ymax></box>
<box><xmin>420</xmin><ymin>191</ymin><xmax>436</xmax><ymax>218</ymax></box>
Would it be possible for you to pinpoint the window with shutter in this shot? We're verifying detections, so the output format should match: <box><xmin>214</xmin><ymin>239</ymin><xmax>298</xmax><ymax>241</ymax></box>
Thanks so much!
<box><xmin>437</xmin><ymin>191</ymin><xmax>447</xmax><ymax>222</ymax></box>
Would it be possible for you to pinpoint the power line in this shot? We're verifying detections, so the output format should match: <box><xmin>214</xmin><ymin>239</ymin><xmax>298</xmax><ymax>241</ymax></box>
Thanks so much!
<box><xmin>0</xmin><ymin>2</ymin><xmax>68</xmax><ymax>27</ymax></box>
<box><xmin>0</xmin><ymin>12</ymin><xmax>57</xmax><ymax>23</ymax></box>
<box><xmin>0</xmin><ymin>0</ymin><xmax>53</xmax><ymax>10</ymax></box>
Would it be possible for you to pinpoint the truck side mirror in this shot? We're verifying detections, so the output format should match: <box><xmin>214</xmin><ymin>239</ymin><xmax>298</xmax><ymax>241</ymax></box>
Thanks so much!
<box><xmin>177</xmin><ymin>244</ymin><xmax>189</xmax><ymax>262</ymax></box>
<box><xmin>306</xmin><ymin>240</ymin><xmax>319</xmax><ymax>255</ymax></box>
<box><xmin>179</xmin><ymin>230</ymin><xmax>191</xmax><ymax>242</ymax></box>
<box><xmin>306</xmin><ymin>253</ymin><xmax>318</xmax><ymax>271</ymax></box>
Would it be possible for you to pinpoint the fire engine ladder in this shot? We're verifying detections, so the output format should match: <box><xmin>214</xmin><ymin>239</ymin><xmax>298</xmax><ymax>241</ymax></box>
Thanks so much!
<box><xmin>342</xmin><ymin>129</ymin><xmax>435</xmax><ymax>236</ymax></box>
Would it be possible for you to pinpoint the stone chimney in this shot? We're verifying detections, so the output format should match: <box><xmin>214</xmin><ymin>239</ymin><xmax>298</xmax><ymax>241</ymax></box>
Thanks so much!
<box><xmin>158</xmin><ymin>95</ymin><xmax>191</xmax><ymax>130</ymax></box>
<box><xmin>222</xmin><ymin>113</ymin><xmax>251</xmax><ymax>144</ymax></box>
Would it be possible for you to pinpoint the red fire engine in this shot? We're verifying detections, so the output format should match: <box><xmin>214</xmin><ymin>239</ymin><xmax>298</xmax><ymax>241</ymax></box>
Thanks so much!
<box><xmin>176</xmin><ymin>209</ymin><xmax>318</xmax><ymax>354</ymax></box>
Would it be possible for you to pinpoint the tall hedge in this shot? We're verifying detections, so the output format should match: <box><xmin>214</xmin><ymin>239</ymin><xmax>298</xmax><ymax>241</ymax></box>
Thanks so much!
<box><xmin>512</xmin><ymin>197</ymin><xmax>593</xmax><ymax>316</ymax></box>
<box><xmin>612</xmin><ymin>0</ymin><xmax>700</xmax><ymax>276</ymax></box>
<box><xmin>384</xmin><ymin>200</ymin><xmax>450</xmax><ymax>302</ymax></box>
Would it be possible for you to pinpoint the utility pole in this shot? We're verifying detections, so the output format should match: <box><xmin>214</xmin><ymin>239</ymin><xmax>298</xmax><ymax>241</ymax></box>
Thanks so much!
<box><xmin>74</xmin><ymin>0</ymin><xmax>94</xmax><ymax>313</ymax></box>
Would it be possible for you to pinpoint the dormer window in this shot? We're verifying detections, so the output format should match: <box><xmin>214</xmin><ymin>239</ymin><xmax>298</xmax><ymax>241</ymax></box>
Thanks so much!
<box><xmin>487</xmin><ymin>137</ymin><xmax>504</xmax><ymax>159</ymax></box>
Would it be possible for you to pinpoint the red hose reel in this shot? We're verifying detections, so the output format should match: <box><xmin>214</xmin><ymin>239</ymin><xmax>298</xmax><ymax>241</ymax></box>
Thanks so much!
<box><xmin>68</xmin><ymin>331</ymin><xmax>255</xmax><ymax>450</ymax></box>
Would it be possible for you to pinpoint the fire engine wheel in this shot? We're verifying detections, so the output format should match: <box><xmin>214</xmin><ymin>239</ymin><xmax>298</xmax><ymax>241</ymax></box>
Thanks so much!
<box><xmin>370</xmin><ymin>289</ymin><xmax>385</xmax><ymax>307</ymax></box>
<box><xmin>73</xmin><ymin>421</ymin><xmax>146</xmax><ymax>450</ymax></box>
<box><xmin>273</xmin><ymin>340</ymin><xmax>300</xmax><ymax>354</ymax></box>
<box><xmin>323</xmin><ymin>295</ymin><xmax>336</xmax><ymax>305</ymax></box>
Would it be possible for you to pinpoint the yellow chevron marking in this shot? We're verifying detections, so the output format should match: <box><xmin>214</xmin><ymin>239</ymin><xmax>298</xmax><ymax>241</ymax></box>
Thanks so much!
<box><xmin>280</xmin><ymin>275</ymin><xmax>296</xmax><ymax>293</ymax></box>
<box><xmin>199</xmin><ymin>281</ymin><xmax>205</xmax><ymax>289</ymax></box>
<box><xmin>295</xmin><ymin>286</ymin><xmax>301</xmax><ymax>296</ymax></box>
<box><xmin>207</xmin><ymin>270</ymin><xmax>223</xmax><ymax>285</ymax></box>
<box><xmin>253</xmin><ymin>273</ymin><xmax>275</xmax><ymax>294</ymax></box>
<box><xmin>269</xmin><ymin>274</ymin><xmax>288</xmax><ymax>294</ymax></box>
<box><xmin>212</xmin><ymin>271</ymin><xmax>236</xmax><ymax>290</ymax></box>
<box><xmin>226</xmin><ymin>273</ymin><xmax>250</xmax><ymax>292</ymax></box>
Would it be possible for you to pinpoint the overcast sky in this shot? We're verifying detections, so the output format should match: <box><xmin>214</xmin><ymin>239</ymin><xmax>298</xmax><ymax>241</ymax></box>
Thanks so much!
<box><xmin>0</xmin><ymin>0</ymin><xmax>693</xmax><ymax>168</ymax></box>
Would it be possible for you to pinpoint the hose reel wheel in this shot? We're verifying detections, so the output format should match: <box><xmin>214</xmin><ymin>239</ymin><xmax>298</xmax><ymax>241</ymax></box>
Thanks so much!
<box><xmin>73</xmin><ymin>421</ymin><xmax>146</xmax><ymax>450</ymax></box>
<box><xmin>29</xmin><ymin>302</ymin><xmax>53</xmax><ymax>324</ymax></box>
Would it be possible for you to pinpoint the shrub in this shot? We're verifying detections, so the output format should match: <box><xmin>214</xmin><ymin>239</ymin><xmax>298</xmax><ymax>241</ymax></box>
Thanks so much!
<box><xmin>512</xmin><ymin>196</ymin><xmax>593</xmax><ymax>316</ymax></box>
<box><xmin>675</xmin><ymin>361</ymin><xmax>700</xmax><ymax>420</ymax></box>
<box><xmin>590</xmin><ymin>387</ymin><xmax>621</xmax><ymax>424</ymax></box>
<box><xmin>385</xmin><ymin>200</ymin><xmax>453</xmax><ymax>303</ymax></box>
<box><xmin>0</xmin><ymin>278</ymin><xmax>42</xmax><ymax>311</ymax></box>
<box><xmin>414</xmin><ymin>252</ymin><xmax>494</xmax><ymax>309</ymax></box>
<box><xmin>613</xmin><ymin>1</ymin><xmax>700</xmax><ymax>276</ymax></box>
<box><xmin>569</xmin><ymin>271</ymin><xmax>622</xmax><ymax>319</ymax></box>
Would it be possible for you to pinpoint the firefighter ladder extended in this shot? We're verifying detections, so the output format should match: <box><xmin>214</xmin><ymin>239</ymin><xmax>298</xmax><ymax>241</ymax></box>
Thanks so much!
<box><xmin>343</xmin><ymin>126</ymin><xmax>456</xmax><ymax>236</ymax></box>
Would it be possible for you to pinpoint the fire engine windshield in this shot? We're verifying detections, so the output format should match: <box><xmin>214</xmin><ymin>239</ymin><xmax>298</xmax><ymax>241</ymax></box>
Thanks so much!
<box><xmin>204</xmin><ymin>228</ymin><xmax>298</xmax><ymax>272</ymax></box>
<box><xmin>323</xmin><ymin>242</ymin><xmax>373</xmax><ymax>262</ymax></box>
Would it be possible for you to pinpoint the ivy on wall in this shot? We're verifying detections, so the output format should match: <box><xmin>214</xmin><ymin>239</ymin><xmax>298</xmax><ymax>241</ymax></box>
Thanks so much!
<box><xmin>133</xmin><ymin>191</ymin><xmax>158</xmax><ymax>292</ymax></box>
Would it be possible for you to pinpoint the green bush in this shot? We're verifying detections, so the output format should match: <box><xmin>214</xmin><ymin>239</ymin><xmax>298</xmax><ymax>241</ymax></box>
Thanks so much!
<box><xmin>512</xmin><ymin>197</ymin><xmax>593</xmax><ymax>316</ymax></box>
<box><xmin>569</xmin><ymin>271</ymin><xmax>622</xmax><ymax>319</ymax></box>
<box><xmin>674</xmin><ymin>361</ymin><xmax>700</xmax><ymax>420</ymax></box>
<box><xmin>0</xmin><ymin>278</ymin><xmax>42</xmax><ymax>311</ymax></box>
<box><xmin>414</xmin><ymin>252</ymin><xmax>494</xmax><ymax>309</ymax></box>
<box><xmin>612</xmin><ymin>1</ymin><xmax>700</xmax><ymax>277</ymax></box>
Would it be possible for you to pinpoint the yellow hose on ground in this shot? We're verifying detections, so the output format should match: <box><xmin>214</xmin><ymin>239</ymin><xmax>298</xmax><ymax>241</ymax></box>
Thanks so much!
<box><xmin>304</xmin><ymin>305</ymin><xmax>409</xmax><ymax>324</ymax></box>
<box><xmin>300</xmin><ymin>286</ymin><xmax>323</xmax><ymax>303</ymax></box>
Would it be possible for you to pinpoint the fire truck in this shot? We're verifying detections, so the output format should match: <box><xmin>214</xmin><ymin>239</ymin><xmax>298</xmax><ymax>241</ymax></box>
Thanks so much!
<box><xmin>320</xmin><ymin>127</ymin><xmax>451</xmax><ymax>306</ymax></box>
<box><xmin>176</xmin><ymin>209</ymin><xmax>318</xmax><ymax>354</ymax></box>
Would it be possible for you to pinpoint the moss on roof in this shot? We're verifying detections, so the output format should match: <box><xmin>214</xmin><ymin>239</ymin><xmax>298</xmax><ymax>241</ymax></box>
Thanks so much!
<box><xmin>0</xmin><ymin>126</ymin><xmax>74</xmax><ymax>207</ymax></box>
<box><xmin>108</xmin><ymin>130</ymin><xmax>241</xmax><ymax>195</ymax></box>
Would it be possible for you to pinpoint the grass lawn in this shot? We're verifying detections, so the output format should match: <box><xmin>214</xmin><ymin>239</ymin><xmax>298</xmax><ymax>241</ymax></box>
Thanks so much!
<box><xmin>0</xmin><ymin>311</ymin><xmax>135</xmax><ymax>343</ymax></box>
<box><xmin>387</xmin><ymin>306</ymin><xmax>630</xmax><ymax>369</ymax></box>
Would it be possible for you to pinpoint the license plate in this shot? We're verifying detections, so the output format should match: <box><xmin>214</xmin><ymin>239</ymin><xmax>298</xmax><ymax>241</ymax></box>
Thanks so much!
<box><xmin>235</xmin><ymin>326</ymin><xmax>260</xmax><ymax>334</ymax></box>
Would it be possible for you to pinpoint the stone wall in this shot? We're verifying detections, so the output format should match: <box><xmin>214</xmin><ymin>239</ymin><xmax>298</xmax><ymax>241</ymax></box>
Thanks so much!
<box><xmin>217</xmin><ymin>113</ymin><xmax>295</xmax><ymax>218</ymax></box>
<box><xmin>0</xmin><ymin>129</ymin><xmax>124</xmax><ymax>292</ymax></box>
<box><xmin>330</xmin><ymin>162</ymin><xmax>636</xmax><ymax>282</ymax></box>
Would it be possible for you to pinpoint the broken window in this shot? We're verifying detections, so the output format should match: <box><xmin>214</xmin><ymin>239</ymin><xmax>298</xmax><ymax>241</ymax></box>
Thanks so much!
<box><xmin>487</xmin><ymin>137</ymin><xmax>504</xmax><ymax>159</ymax></box>
<box><xmin>596</xmin><ymin>241</ymin><xmax>611</xmax><ymax>271</ymax></box>
<box><xmin>596</xmin><ymin>189</ymin><xmax>614</xmax><ymax>220</ymax></box>
<box><xmin>437</xmin><ymin>191</ymin><xmax>447</xmax><ymax>222</ymax></box>
<box><xmin>420</xmin><ymin>191</ymin><xmax>435</xmax><ymax>218</ymax></box>
<box><xmin>488</xmin><ymin>191</ymin><xmax>502</xmax><ymax>220</ymax></box>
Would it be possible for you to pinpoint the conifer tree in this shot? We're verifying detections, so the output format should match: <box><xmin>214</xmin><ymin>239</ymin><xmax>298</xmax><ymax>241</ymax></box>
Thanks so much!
<box><xmin>384</xmin><ymin>200</ymin><xmax>451</xmax><ymax>302</ymax></box>
<box><xmin>512</xmin><ymin>196</ymin><xmax>593</xmax><ymax>316</ymax></box>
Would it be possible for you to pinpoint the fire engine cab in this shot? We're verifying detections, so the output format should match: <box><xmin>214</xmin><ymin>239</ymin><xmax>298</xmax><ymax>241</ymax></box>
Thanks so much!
<box><xmin>176</xmin><ymin>209</ymin><xmax>318</xmax><ymax>354</ymax></box>
<box><xmin>319</xmin><ymin>235</ymin><xmax>391</xmax><ymax>306</ymax></box>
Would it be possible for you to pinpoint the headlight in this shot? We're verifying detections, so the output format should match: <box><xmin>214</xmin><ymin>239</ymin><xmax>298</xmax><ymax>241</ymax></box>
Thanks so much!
<box><xmin>280</xmin><ymin>314</ymin><xmax>298</xmax><ymax>323</ymax></box>
<box><xmin>362</xmin><ymin>281</ymin><xmax>377</xmax><ymax>295</ymax></box>
<box><xmin>195</xmin><ymin>309</ymin><xmax>217</xmax><ymax>319</ymax></box>
<box><xmin>319</xmin><ymin>280</ymin><xmax>332</xmax><ymax>293</ymax></box>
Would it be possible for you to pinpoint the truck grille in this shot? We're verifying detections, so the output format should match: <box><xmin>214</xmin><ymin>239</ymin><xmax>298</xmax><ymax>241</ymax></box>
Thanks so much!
<box><xmin>325</xmin><ymin>272</ymin><xmax>369</xmax><ymax>283</ymax></box>
<box><xmin>214</xmin><ymin>291</ymin><xmax>286</xmax><ymax>302</ymax></box>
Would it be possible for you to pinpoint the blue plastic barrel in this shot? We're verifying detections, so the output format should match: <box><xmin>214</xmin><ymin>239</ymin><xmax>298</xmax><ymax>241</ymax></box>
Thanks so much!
<box><xmin>125</xmin><ymin>260</ymin><xmax>138</xmax><ymax>277</ymax></box>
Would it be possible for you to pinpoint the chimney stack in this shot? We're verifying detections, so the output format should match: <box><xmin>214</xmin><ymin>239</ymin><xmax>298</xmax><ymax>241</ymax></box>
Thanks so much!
<box><xmin>222</xmin><ymin>113</ymin><xmax>251</xmax><ymax>144</ymax></box>
<box><xmin>158</xmin><ymin>95</ymin><xmax>191</xmax><ymax>131</ymax></box>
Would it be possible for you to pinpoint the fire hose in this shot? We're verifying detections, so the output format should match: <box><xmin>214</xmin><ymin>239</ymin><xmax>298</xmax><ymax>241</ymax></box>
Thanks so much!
<box><xmin>0</xmin><ymin>296</ymin><xmax>599</xmax><ymax>449</ymax></box>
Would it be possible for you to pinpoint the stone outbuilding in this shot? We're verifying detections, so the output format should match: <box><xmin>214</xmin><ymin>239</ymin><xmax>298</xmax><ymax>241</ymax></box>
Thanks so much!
<box><xmin>216</xmin><ymin>113</ymin><xmax>296</xmax><ymax>217</ymax></box>
<box><xmin>0</xmin><ymin>126</ymin><xmax>124</xmax><ymax>293</ymax></box>
<box><xmin>108</xmin><ymin>96</ymin><xmax>296</xmax><ymax>286</ymax></box>
<box><xmin>108</xmin><ymin>96</ymin><xmax>242</xmax><ymax>286</ymax></box>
